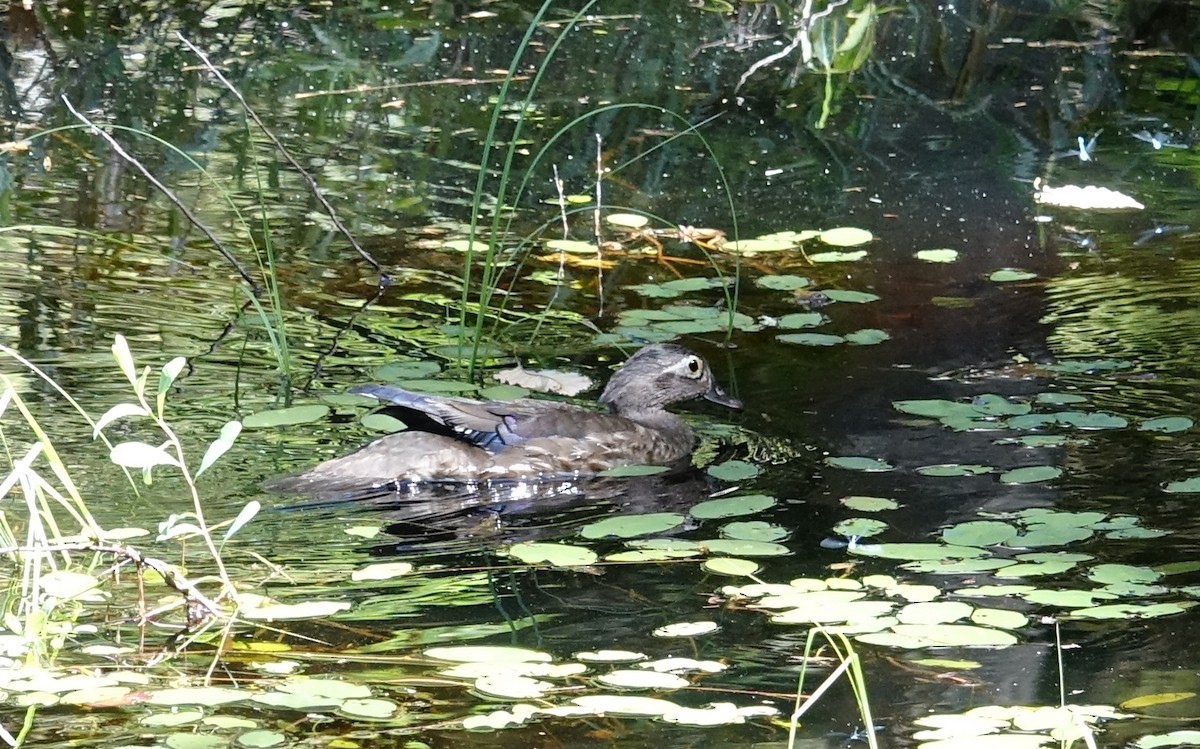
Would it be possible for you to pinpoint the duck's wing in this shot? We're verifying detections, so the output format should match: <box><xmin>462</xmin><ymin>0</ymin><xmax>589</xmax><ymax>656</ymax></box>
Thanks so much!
<box><xmin>350</xmin><ymin>384</ymin><xmax>598</xmax><ymax>454</ymax></box>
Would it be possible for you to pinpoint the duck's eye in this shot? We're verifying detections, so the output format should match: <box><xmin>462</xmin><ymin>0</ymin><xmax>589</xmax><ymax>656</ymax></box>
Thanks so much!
<box><xmin>685</xmin><ymin>356</ymin><xmax>703</xmax><ymax>376</ymax></box>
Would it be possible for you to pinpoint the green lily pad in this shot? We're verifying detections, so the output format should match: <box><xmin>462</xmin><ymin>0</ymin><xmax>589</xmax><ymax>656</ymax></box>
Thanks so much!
<box><xmin>755</xmin><ymin>275</ymin><xmax>811</xmax><ymax>290</ymax></box>
<box><xmin>822</xmin><ymin>289</ymin><xmax>880</xmax><ymax>303</ymax></box>
<box><xmin>825</xmin><ymin>456</ymin><xmax>894</xmax><ymax>472</ymax></box>
<box><xmin>509</xmin><ymin>542</ymin><xmax>599</xmax><ymax>567</ymax></box>
<box><xmin>705</xmin><ymin>460</ymin><xmax>760</xmax><ymax>481</ymax></box>
<box><xmin>1139</xmin><ymin>416</ymin><xmax>1193</xmax><ymax>433</ymax></box>
<box><xmin>690</xmin><ymin>493</ymin><xmax>775</xmax><ymax>519</ymax></box>
<box><xmin>580</xmin><ymin>513</ymin><xmax>686</xmax><ymax>539</ymax></box>
<box><xmin>818</xmin><ymin>227</ymin><xmax>873</xmax><ymax>247</ymax></box>
<box><xmin>999</xmin><ymin>466</ymin><xmax>1062</xmax><ymax>484</ymax></box>
<box><xmin>778</xmin><ymin>332</ymin><xmax>845</xmax><ymax>346</ymax></box>
<box><xmin>916</xmin><ymin>249</ymin><xmax>959</xmax><ymax>263</ymax></box>
<box><xmin>841</xmin><ymin>496</ymin><xmax>900</xmax><ymax>511</ymax></box>
<box><xmin>242</xmin><ymin>405</ymin><xmax>330</xmax><ymax>428</ymax></box>
<box><xmin>845</xmin><ymin>328</ymin><xmax>890</xmax><ymax>345</ymax></box>
<box><xmin>777</xmin><ymin>312</ymin><xmax>827</xmax><ymax>329</ymax></box>
<box><xmin>989</xmin><ymin>268</ymin><xmax>1038</xmax><ymax>282</ymax></box>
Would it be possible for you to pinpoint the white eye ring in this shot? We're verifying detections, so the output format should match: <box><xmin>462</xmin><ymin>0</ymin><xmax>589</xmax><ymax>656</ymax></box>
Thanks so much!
<box><xmin>685</xmin><ymin>356</ymin><xmax>703</xmax><ymax>377</ymax></box>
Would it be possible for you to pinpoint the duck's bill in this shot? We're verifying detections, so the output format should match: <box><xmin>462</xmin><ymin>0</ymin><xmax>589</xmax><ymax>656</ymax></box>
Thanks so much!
<box><xmin>704</xmin><ymin>385</ymin><xmax>743</xmax><ymax>410</ymax></box>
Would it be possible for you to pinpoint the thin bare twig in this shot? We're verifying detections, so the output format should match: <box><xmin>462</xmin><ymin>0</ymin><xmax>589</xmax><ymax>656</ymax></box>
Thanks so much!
<box><xmin>60</xmin><ymin>95</ymin><xmax>259</xmax><ymax>291</ymax></box>
<box><xmin>176</xmin><ymin>32</ymin><xmax>386</xmax><ymax>278</ymax></box>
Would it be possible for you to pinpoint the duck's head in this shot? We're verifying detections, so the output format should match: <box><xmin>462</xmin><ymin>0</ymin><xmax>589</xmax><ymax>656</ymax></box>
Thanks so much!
<box><xmin>598</xmin><ymin>344</ymin><xmax>742</xmax><ymax>414</ymax></box>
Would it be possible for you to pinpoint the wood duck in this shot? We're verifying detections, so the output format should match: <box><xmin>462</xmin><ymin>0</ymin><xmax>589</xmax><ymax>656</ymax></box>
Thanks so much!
<box><xmin>266</xmin><ymin>344</ymin><xmax>741</xmax><ymax>493</ymax></box>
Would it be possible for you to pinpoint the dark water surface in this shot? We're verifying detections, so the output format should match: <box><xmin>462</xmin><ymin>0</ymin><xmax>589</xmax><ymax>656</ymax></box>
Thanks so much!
<box><xmin>3</xmin><ymin>1</ymin><xmax>1200</xmax><ymax>747</ymax></box>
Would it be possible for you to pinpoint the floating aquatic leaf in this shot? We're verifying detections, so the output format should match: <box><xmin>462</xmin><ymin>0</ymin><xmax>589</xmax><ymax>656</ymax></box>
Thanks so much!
<box><xmin>690</xmin><ymin>493</ymin><xmax>774</xmax><ymax>519</ymax></box>
<box><xmin>1088</xmin><ymin>563</ymin><xmax>1159</xmax><ymax>585</ymax></box>
<box><xmin>508</xmin><ymin>542</ymin><xmax>598</xmax><ymax>567</ymax></box>
<box><xmin>705</xmin><ymin>460</ymin><xmax>759</xmax><ymax>481</ymax></box>
<box><xmin>702</xmin><ymin>539</ymin><xmax>789</xmax><ymax>557</ymax></box>
<box><xmin>989</xmin><ymin>269</ymin><xmax>1038</xmax><ymax>282</ymax></box>
<box><xmin>396</xmin><ymin>379</ymin><xmax>479</xmax><ymax>394</ymax></box>
<box><xmin>1135</xmin><ymin>730</ymin><xmax>1200</xmax><ymax>749</ymax></box>
<box><xmin>809</xmin><ymin>250</ymin><xmax>868</xmax><ymax>263</ymax></box>
<box><xmin>1020</xmin><ymin>589</ymin><xmax>1117</xmax><ymax>608</ymax></box>
<box><xmin>235</xmin><ymin>729</ymin><xmax>287</xmax><ymax>747</ymax></box>
<box><xmin>845</xmin><ymin>328</ymin><xmax>890</xmax><ymax>345</ymax></box>
<box><xmin>1164</xmin><ymin>477</ymin><xmax>1200</xmax><ymax>493</ymax></box>
<box><xmin>916</xmin><ymin>249</ymin><xmax>959</xmax><ymax>263</ymax></box>
<box><xmin>339</xmin><ymin>698</ymin><xmax>398</xmax><ymax>719</ymax></box>
<box><xmin>1007</xmin><ymin>525</ymin><xmax>1092</xmax><ymax>548</ymax></box>
<box><xmin>833</xmin><ymin>518</ymin><xmax>889</xmax><ymax>538</ymax></box>
<box><xmin>478</xmin><ymin>384</ymin><xmax>530</xmax><ymax>400</ymax></box>
<box><xmin>1121</xmin><ymin>692</ymin><xmax>1196</xmax><ymax>711</ymax></box>
<box><xmin>720</xmin><ymin>521</ymin><xmax>788</xmax><ymax>542</ymax></box>
<box><xmin>703</xmin><ymin>557</ymin><xmax>760</xmax><ymax>576</ymax></box>
<box><xmin>778</xmin><ymin>332</ymin><xmax>844</xmax><ymax>346</ymax></box>
<box><xmin>1139</xmin><ymin>416</ymin><xmax>1193</xmax><ymax>433</ymax></box>
<box><xmin>241</xmin><ymin>405</ymin><xmax>331</xmax><ymax>429</ymax></box>
<box><xmin>580</xmin><ymin>513</ymin><xmax>686</xmax><ymax>539</ymax></box>
<box><xmin>825</xmin><ymin>456</ymin><xmax>894</xmax><ymax>472</ymax></box>
<box><xmin>653</xmin><ymin>621</ymin><xmax>719</xmax><ymax>637</ymax></box>
<box><xmin>755</xmin><ymin>274</ymin><xmax>811</xmax><ymax>290</ymax></box>
<box><xmin>993</xmin><ymin>561</ymin><xmax>1080</xmax><ymax>578</ymax></box>
<box><xmin>626</xmin><ymin>282</ymin><xmax>683</xmax><ymax>299</ymax></box>
<box><xmin>777</xmin><ymin>312</ymin><xmax>826</xmax><ymax>329</ymax></box>
<box><xmin>841</xmin><ymin>496</ymin><xmax>900</xmax><ymax>511</ymax></box>
<box><xmin>896</xmin><ymin>601</ymin><xmax>974</xmax><ymax>625</ymax></box>
<box><xmin>857</xmin><ymin>623</ymin><xmax>1018</xmax><ymax>648</ymax></box>
<box><xmin>638</xmin><ymin>658</ymin><xmax>726</xmax><ymax>674</ymax></box>
<box><xmin>970</xmin><ymin>608</ymin><xmax>1027</xmax><ymax>629</ymax></box>
<box><xmin>442</xmin><ymin>239</ymin><xmax>489</xmax><ymax>253</ymax></box>
<box><xmin>819</xmin><ymin>227</ymin><xmax>873</xmax><ymax>247</ymax></box>
<box><xmin>999</xmin><ymin>466</ymin><xmax>1062</xmax><ymax>484</ymax></box>
<box><xmin>852</xmin><ymin>543</ymin><xmax>988</xmax><ymax>561</ymax></box>
<box><xmin>1069</xmin><ymin>602</ymin><xmax>1194</xmax><ymax>620</ymax></box>
<box><xmin>474</xmin><ymin>674</ymin><xmax>553</xmax><ymax>700</ymax></box>
<box><xmin>903</xmin><ymin>559</ymin><xmax>1018</xmax><ymax>574</ymax></box>
<box><xmin>823</xmin><ymin>289</ymin><xmax>880</xmax><ymax>303</ymax></box>
<box><xmin>918</xmin><ymin>464</ymin><xmax>995</xmax><ymax>477</ymax></box>
<box><xmin>942</xmin><ymin>521</ymin><xmax>1019</xmax><ymax>547</ymax></box>
<box><xmin>1035</xmin><ymin>392</ymin><xmax>1087</xmax><ymax>405</ymax></box>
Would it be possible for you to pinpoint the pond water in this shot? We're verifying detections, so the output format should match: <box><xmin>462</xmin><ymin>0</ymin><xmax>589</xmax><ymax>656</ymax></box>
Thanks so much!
<box><xmin>2</xmin><ymin>1</ymin><xmax>1200</xmax><ymax>747</ymax></box>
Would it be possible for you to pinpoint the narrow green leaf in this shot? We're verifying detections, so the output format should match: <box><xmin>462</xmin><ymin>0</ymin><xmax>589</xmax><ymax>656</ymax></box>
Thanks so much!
<box><xmin>196</xmin><ymin>421</ymin><xmax>241</xmax><ymax>477</ymax></box>
<box><xmin>223</xmin><ymin>500</ymin><xmax>260</xmax><ymax>543</ymax></box>
<box><xmin>111</xmin><ymin>335</ymin><xmax>138</xmax><ymax>387</ymax></box>
<box><xmin>157</xmin><ymin>356</ymin><xmax>187</xmax><ymax>417</ymax></box>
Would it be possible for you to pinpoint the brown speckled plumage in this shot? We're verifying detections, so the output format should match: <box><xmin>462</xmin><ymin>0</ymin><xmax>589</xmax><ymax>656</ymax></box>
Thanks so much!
<box><xmin>265</xmin><ymin>344</ymin><xmax>740</xmax><ymax>494</ymax></box>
